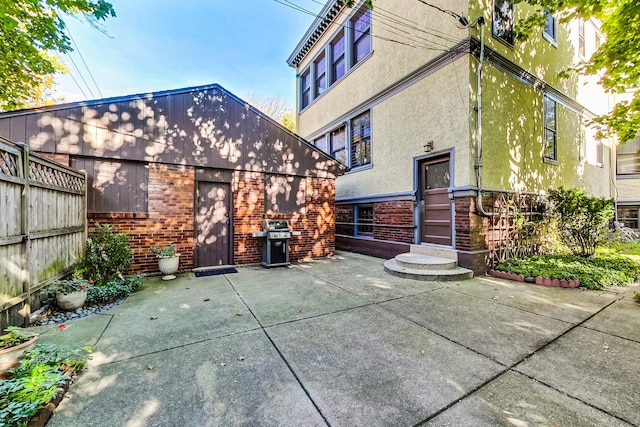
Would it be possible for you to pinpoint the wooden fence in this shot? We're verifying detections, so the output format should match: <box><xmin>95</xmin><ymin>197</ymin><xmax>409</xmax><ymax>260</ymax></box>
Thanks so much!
<box><xmin>0</xmin><ymin>137</ymin><xmax>86</xmax><ymax>329</ymax></box>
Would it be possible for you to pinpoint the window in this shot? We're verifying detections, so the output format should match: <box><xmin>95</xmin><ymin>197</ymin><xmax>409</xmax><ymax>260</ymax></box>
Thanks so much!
<box><xmin>543</xmin><ymin>96</ymin><xmax>557</xmax><ymax>161</ymax></box>
<box><xmin>314</xmin><ymin>135</ymin><xmax>328</xmax><ymax>153</ymax></box>
<box><xmin>543</xmin><ymin>11</ymin><xmax>556</xmax><ymax>42</ymax></box>
<box><xmin>352</xmin><ymin>8</ymin><xmax>371</xmax><ymax>65</ymax></box>
<box><xmin>350</xmin><ymin>111</ymin><xmax>371</xmax><ymax>167</ymax></box>
<box><xmin>617</xmin><ymin>134</ymin><xmax>640</xmax><ymax>175</ymax></box>
<box><xmin>330</xmin><ymin>126</ymin><xmax>347</xmax><ymax>164</ymax></box>
<box><xmin>315</xmin><ymin>54</ymin><xmax>326</xmax><ymax>96</ymax></box>
<box><xmin>355</xmin><ymin>204</ymin><xmax>373</xmax><ymax>236</ymax></box>
<box><xmin>595</xmin><ymin>33</ymin><xmax>602</xmax><ymax>50</ymax></box>
<box><xmin>301</xmin><ymin>70</ymin><xmax>311</xmax><ymax>109</ymax></box>
<box><xmin>331</xmin><ymin>31</ymin><xmax>345</xmax><ymax>84</ymax></box>
<box><xmin>493</xmin><ymin>0</ymin><xmax>514</xmax><ymax>46</ymax></box>
<box><xmin>578</xmin><ymin>19</ymin><xmax>585</xmax><ymax>56</ymax></box>
<box><xmin>618</xmin><ymin>206</ymin><xmax>639</xmax><ymax>230</ymax></box>
<box><xmin>265</xmin><ymin>175</ymin><xmax>306</xmax><ymax>215</ymax></box>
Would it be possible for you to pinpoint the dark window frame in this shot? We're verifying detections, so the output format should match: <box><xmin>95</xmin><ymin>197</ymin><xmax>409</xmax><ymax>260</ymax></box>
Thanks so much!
<box><xmin>617</xmin><ymin>135</ymin><xmax>640</xmax><ymax>175</ymax></box>
<box><xmin>543</xmin><ymin>95</ymin><xmax>557</xmax><ymax>162</ymax></box>
<box><xmin>350</xmin><ymin>111</ymin><xmax>371</xmax><ymax>168</ymax></box>
<box><xmin>355</xmin><ymin>204</ymin><xmax>374</xmax><ymax>236</ymax></box>
<box><xmin>301</xmin><ymin>69</ymin><xmax>311</xmax><ymax>109</ymax></box>
<box><xmin>617</xmin><ymin>206</ymin><xmax>639</xmax><ymax>230</ymax></box>
<box><xmin>314</xmin><ymin>53</ymin><xmax>327</xmax><ymax>97</ymax></box>
<box><xmin>331</xmin><ymin>30</ymin><xmax>346</xmax><ymax>84</ymax></box>
<box><xmin>543</xmin><ymin>10</ymin><xmax>557</xmax><ymax>44</ymax></box>
<box><xmin>493</xmin><ymin>0</ymin><xmax>514</xmax><ymax>46</ymax></box>
<box><xmin>330</xmin><ymin>126</ymin><xmax>347</xmax><ymax>164</ymax></box>
<box><xmin>352</xmin><ymin>8</ymin><xmax>372</xmax><ymax>65</ymax></box>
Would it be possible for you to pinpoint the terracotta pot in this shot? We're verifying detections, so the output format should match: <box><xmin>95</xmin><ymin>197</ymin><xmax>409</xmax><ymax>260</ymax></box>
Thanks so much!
<box><xmin>158</xmin><ymin>254</ymin><xmax>180</xmax><ymax>280</ymax></box>
<box><xmin>56</xmin><ymin>290</ymin><xmax>87</xmax><ymax>311</ymax></box>
<box><xmin>0</xmin><ymin>334</ymin><xmax>38</xmax><ymax>374</ymax></box>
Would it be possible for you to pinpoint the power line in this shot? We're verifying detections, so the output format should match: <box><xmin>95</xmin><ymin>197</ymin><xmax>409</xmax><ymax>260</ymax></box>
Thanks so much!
<box><xmin>274</xmin><ymin>0</ymin><xmax>451</xmax><ymax>51</ymax></box>
<box><xmin>67</xmin><ymin>28</ymin><xmax>104</xmax><ymax>98</ymax></box>
<box><xmin>56</xmin><ymin>54</ymin><xmax>89</xmax><ymax>99</ymax></box>
<box><xmin>64</xmin><ymin>50</ymin><xmax>96</xmax><ymax>98</ymax></box>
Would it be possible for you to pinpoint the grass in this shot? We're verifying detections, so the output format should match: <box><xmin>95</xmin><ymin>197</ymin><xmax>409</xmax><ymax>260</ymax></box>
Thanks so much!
<box><xmin>495</xmin><ymin>253</ymin><xmax>640</xmax><ymax>290</ymax></box>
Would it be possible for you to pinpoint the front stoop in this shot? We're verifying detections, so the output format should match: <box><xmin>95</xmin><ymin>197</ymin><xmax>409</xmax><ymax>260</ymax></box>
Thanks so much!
<box><xmin>384</xmin><ymin>247</ymin><xmax>473</xmax><ymax>281</ymax></box>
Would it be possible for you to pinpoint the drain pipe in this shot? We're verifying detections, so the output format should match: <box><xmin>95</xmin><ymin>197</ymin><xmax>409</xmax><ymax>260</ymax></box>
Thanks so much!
<box><xmin>473</xmin><ymin>17</ymin><xmax>494</xmax><ymax>217</ymax></box>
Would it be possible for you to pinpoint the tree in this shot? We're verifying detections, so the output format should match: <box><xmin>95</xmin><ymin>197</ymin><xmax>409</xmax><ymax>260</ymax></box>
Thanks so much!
<box><xmin>0</xmin><ymin>0</ymin><xmax>115</xmax><ymax>110</ymax></box>
<box><xmin>513</xmin><ymin>0</ymin><xmax>640</xmax><ymax>142</ymax></box>
<box><xmin>244</xmin><ymin>94</ymin><xmax>296</xmax><ymax>133</ymax></box>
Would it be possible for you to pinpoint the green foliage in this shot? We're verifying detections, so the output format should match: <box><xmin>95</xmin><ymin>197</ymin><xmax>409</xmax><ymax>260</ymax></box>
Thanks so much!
<box><xmin>0</xmin><ymin>344</ymin><xmax>90</xmax><ymax>427</ymax></box>
<box><xmin>0</xmin><ymin>327</ymin><xmax>34</xmax><ymax>350</ymax></box>
<box><xmin>634</xmin><ymin>292</ymin><xmax>640</xmax><ymax>304</ymax></box>
<box><xmin>76</xmin><ymin>224</ymin><xmax>132</xmax><ymax>287</ymax></box>
<box><xmin>49</xmin><ymin>278</ymin><xmax>90</xmax><ymax>296</ymax></box>
<box><xmin>512</xmin><ymin>0</ymin><xmax>640</xmax><ymax>141</ymax></box>
<box><xmin>496</xmin><ymin>253</ymin><xmax>640</xmax><ymax>290</ymax></box>
<box><xmin>151</xmin><ymin>242</ymin><xmax>176</xmax><ymax>258</ymax></box>
<box><xmin>547</xmin><ymin>188</ymin><xmax>614</xmax><ymax>257</ymax></box>
<box><xmin>85</xmin><ymin>276</ymin><xmax>143</xmax><ymax>306</ymax></box>
<box><xmin>0</xmin><ymin>0</ymin><xmax>116</xmax><ymax>110</ymax></box>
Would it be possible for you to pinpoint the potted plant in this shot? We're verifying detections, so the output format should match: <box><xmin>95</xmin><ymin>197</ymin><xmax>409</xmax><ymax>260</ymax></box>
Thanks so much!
<box><xmin>151</xmin><ymin>242</ymin><xmax>180</xmax><ymax>280</ymax></box>
<box><xmin>0</xmin><ymin>327</ymin><xmax>38</xmax><ymax>374</ymax></box>
<box><xmin>51</xmin><ymin>279</ymin><xmax>90</xmax><ymax>311</ymax></box>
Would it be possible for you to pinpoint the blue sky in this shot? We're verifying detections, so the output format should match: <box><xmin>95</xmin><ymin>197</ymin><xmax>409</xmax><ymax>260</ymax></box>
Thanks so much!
<box><xmin>56</xmin><ymin>0</ymin><xmax>323</xmax><ymax>107</ymax></box>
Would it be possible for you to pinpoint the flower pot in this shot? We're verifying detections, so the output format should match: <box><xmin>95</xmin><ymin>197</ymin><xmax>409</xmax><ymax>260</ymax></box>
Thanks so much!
<box><xmin>0</xmin><ymin>334</ymin><xmax>38</xmax><ymax>374</ymax></box>
<box><xmin>158</xmin><ymin>254</ymin><xmax>180</xmax><ymax>280</ymax></box>
<box><xmin>56</xmin><ymin>290</ymin><xmax>87</xmax><ymax>311</ymax></box>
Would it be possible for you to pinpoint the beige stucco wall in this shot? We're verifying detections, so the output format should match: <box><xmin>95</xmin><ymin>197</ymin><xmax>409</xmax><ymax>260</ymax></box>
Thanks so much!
<box><xmin>296</xmin><ymin>0</ymin><xmax>470</xmax><ymax>136</ymax></box>
<box><xmin>336</xmin><ymin>57</ymin><xmax>472</xmax><ymax>199</ymax></box>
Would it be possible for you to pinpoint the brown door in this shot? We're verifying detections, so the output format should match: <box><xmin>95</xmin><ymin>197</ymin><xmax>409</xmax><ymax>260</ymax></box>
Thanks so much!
<box><xmin>195</xmin><ymin>182</ymin><xmax>231</xmax><ymax>267</ymax></box>
<box><xmin>420</xmin><ymin>156</ymin><xmax>452</xmax><ymax>246</ymax></box>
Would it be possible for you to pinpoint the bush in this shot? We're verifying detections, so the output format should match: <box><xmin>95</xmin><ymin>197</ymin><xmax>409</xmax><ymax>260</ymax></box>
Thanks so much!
<box><xmin>635</xmin><ymin>292</ymin><xmax>640</xmax><ymax>304</ymax></box>
<box><xmin>85</xmin><ymin>276</ymin><xmax>143</xmax><ymax>306</ymax></box>
<box><xmin>76</xmin><ymin>224</ymin><xmax>132</xmax><ymax>287</ymax></box>
<box><xmin>547</xmin><ymin>188</ymin><xmax>614</xmax><ymax>257</ymax></box>
<box><xmin>496</xmin><ymin>253</ymin><xmax>640</xmax><ymax>290</ymax></box>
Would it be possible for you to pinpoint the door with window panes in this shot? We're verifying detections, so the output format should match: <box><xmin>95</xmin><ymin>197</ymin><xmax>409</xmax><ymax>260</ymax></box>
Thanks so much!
<box><xmin>420</xmin><ymin>156</ymin><xmax>452</xmax><ymax>246</ymax></box>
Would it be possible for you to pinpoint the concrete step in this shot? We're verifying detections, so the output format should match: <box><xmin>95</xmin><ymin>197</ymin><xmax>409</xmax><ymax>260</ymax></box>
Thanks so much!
<box><xmin>394</xmin><ymin>253</ymin><xmax>457</xmax><ymax>270</ymax></box>
<box><xmin>409</xmin><ymin>244</ymin><xmax>457</xmax><ymax>261</ymax></box>
<box><xmin>383</xmin><ymin>258</ymin><xmax>473</xmax><ymax>281</ymax></box>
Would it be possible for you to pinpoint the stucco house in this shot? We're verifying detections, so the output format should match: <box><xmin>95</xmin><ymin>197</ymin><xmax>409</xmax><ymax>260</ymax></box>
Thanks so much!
<box><xmin>0</xmin><ymin>84</ymin><xmax>343</xmax><ymax>274</ymax></box>
<box><xmin>287</xmin><ymin>0</ymin><xmax>614</xmax><ymax>275</ymax></box>
<box><xmin>614</xmin><ymin>91</ymin><xmax>640</xmax><ymax>231</ymax></box>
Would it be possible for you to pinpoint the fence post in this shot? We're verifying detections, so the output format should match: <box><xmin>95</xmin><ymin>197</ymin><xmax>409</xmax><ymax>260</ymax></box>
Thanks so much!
<box><xmin>15</xmin><ymin>142</ymin><xmax>31</xmax><ymax>325</ymax></box>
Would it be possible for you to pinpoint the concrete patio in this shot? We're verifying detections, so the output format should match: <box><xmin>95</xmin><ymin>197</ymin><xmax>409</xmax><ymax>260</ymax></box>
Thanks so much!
<box><xmin>31</xmin><ymin>251</ymin><xmax>639</xmax><ymax>426</ymax></box>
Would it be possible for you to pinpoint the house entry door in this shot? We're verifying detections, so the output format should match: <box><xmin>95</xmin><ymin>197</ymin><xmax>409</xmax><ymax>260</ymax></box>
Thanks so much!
<box><xmin>195</xmin><ymin>182</ymin><xmax>231</xmax><ymax>267</ymax></box>
<box><xmin>420</xmin><ymin>155</ymin><xmax>452</xmax><ymax>246</ymax></box>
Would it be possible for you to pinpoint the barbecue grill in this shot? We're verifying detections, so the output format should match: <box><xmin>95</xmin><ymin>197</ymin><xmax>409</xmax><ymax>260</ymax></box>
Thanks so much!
<box><xmin>261</xmin><ymin>219</ymin><xmax>292</xmax><ymax>267</ymax></box>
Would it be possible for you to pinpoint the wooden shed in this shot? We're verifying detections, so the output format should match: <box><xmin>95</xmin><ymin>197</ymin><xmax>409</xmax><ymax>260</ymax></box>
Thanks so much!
<box><xmin>0</xmin><ymin>84</ymin><xmax>343</xmax><ymax>273</ymax></box>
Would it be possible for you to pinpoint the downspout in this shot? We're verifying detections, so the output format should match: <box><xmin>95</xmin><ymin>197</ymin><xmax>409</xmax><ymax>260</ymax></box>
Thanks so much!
<box><xmin>474</xmin><ymin>17</ymin><xmax>493</xmax><ymax>216</ymax></box>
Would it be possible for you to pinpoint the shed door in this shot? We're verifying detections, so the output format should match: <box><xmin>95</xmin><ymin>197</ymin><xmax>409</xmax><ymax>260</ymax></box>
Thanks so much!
<box><xmin>195</xmin><ymin>182</ymin><xmax>231</xmax><ymax>267</ymax></box>
<box><xmin>420</xmin><ymin>156</ymin><xmax>452</xmax><ymax>246</ymax></box>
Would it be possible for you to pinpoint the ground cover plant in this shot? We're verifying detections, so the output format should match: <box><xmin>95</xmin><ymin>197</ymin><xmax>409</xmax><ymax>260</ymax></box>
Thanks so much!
<box><xmin>495</xmin><ymin>253</ymin><xmax>640</xmax><ymax>290</ymax></box>
<box><xmin>0</xmin><ymin>344</ymin><xmax>90</xmax><ymax>427</ymax></box>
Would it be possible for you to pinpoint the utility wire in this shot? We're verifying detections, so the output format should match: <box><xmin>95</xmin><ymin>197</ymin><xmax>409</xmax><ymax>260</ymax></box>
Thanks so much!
<box><xmin>64</xmin><ymin>50</ymin><xmax>96</xmax><ymax>99</ymax></box>
<box><xmin>56</xmin><ymin>54</ymin><xmax>89</xmax><ymax>99</ymax></box>
<box><xmin>274</xmin><ymin>0</ymin><xmax>450</xmax><ymax>51</ymax></box>
<box><xmin>67</xmin><ymin>28</ymin><xmax>104</xmax><ymax>98</ymax></box>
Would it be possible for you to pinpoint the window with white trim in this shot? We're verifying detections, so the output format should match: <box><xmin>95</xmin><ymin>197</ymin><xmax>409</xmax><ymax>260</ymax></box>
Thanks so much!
<box><xmin>578</xmin><ymin>19</ymin><xmax>585</xmax><ymax>57</ymax></box>
<box><xmin>543</xmin><ymin>96</ymin><xmax>557</xmax><ymax>161</ymax></box>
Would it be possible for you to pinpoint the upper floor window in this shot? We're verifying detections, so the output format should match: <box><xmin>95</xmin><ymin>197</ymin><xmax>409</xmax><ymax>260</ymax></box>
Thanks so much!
<box><xmin>578</xmin><ymin>19</ymin><xmax>585</xmax><ymax>56</ymax></box>
<box><xmin>301</xmin><ymin>70</ymin><xmax>311</xmax><ymax>109</ymax></box>
<box><xmin>314</xmin><ymin>135</ymin><xmax>328</xmax><ymax>153</ymax></box>
<box><xmin>617</xmin><ymin>134</ymin><xmax>640</xmax><ymax>175</ymax></box>
<box><xmin>543</xmin><ymin>11</ymin><xmax>556</xmax><ymax>43</ymax></box>
<box><xmin>351</xmin><ymin>111</ymin><xmax>371</xmax><ymax>167</ymax></box>
<box><xmin>315</xmin><ymin>54</ymin><xmax>326</xmax><ymax>96</ymax></box>
<box><xmin>330</xmin><ymin>126</ymin><xmax>347</xmax><ymax>164</ymax></box>
<box><xmin>493</xmin><ymin>0</ymin><xmax>514</xmax><ymax>46</ymax></box>
<box><xmin>352</xmin><ymin>9</ymin><xmax>371</xmax><ymax>65</ymax></box>
<box><xmin>331</xmin><ymin>31</ymin><xmax>346</xmax><ymax>84</ymax></box>
<box><xmin>543</xmin><ymin>96</ymin><xmax>557</xmax><ymax>161</ymax></box>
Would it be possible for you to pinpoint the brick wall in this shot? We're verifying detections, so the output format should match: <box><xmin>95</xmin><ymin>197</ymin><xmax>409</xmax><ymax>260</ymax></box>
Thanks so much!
<box><xmin>234</xmin><ymin>173</ymin><xmax>336</xmax><ymax>264</ymax></box>
<box><xmin>88</xmin><ymin>164</ymin><xmax>195</xmax><ymax>275</ymax></box>
<box><xmin>373</xmin><ymin>200</ymin><xmax>414</xmax><ymax>243</ymax></box>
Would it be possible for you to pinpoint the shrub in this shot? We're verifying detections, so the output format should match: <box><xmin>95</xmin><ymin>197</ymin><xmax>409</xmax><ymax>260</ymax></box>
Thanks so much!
<box><xmin>75</xmin><ymin>224</ymin><xmax>132</xmax><ymax>287</ymax></box>
<box><xmin>635</xmin><ymin>292</ymin><xmax>640</xmax><ymax>304</ymax></box>
<box><xmin>85</xmin><ymin>276</ymin><xmax>143</xmax><ymax>306</ymax></box>
<box><xmin>547</xmin><ymin>188</ymin><xmax>614</xmax><ymax>257</ymax></box>
<box><xmin>496</xmin><ymin>253</ymin><xmax>640</xmax><ymax>290</ymax></box>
